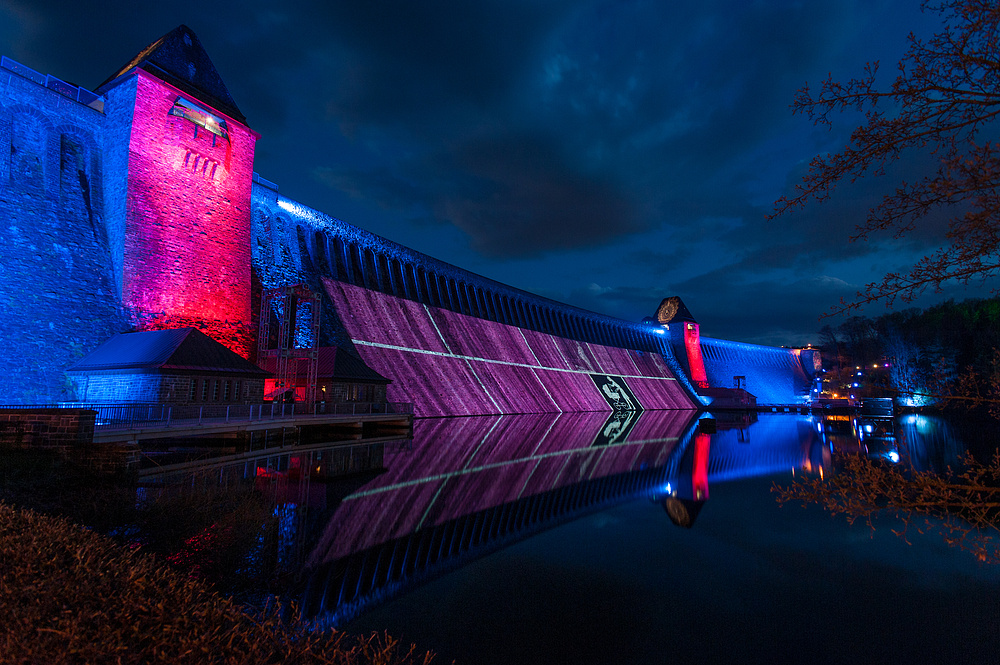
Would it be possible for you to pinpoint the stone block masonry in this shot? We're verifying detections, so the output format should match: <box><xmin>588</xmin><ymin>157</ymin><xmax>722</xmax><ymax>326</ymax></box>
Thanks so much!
<box><xmin>121</xmin><ymin>71</ymin><xmax>257</xmax><ymax>358</ymax></box>
<box><xmin>0</xmin><ymin>62</ymin><xmax>130</xmax><ymax>404</ymax></box>
<box><xmin>0</xmin><ymin>408</ymin><xmax>96</xmax><ymax>452</ymax></box>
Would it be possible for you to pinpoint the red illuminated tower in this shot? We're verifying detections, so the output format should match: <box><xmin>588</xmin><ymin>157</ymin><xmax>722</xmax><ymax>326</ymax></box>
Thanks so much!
<box><xmin>97</xmin><ymin>26</ymin><xmax>257</xmax><ymax>357</ymax></box>
<box><xmin>655</xmin><ymin>296</ymin><xmax>709</xmax><ymax>389</ymax></box>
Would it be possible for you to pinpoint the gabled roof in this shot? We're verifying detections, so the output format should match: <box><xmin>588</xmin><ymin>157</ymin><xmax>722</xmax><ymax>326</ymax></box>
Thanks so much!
<box><xmin>67</xmin><ymin>328</ymin><xmax>269</xmax><ymax>376</ymax></box>
<box><xmin>96</xmin><ymin>25</ymin><xmax>246</xmax><ymax>124</ymax></box>
<box><xmin>318</xmin><ymin>347</ymin><xmax>391</xmax><ymax>384</ymax></box>
<box><xmin>258</xmin><ymin>347</ymin><xmax>390</xmax><ymax>384</ymax></box>
<box><xmin>655</xmin><ymin>296</ymin><xmax>698</xmax><ymax>325</ymax></box>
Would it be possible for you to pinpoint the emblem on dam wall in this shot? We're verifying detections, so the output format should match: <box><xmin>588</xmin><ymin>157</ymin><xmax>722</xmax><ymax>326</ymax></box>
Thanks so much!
<box><xmin>590</xmin><ymin>374</ymin><xmax>642</xmax><ymax>413</ymax></box>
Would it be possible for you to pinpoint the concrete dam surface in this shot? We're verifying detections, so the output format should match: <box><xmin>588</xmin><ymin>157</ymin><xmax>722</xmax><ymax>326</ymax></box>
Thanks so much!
<box><xmin>0</xmin><ymin>27</ymin><xmax>815</xmax><ymax>412</ymax></box>
<box><xmin>322</xmin><ymin>280</ymin><xmax>694</xmax><ymax>417</ymax></box>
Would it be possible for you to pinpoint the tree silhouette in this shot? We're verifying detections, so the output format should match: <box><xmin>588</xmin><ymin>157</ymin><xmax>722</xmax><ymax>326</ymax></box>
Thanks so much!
<box><xmin>773</xmin><ymin>450</ymin><xmax>1000</xmax><ymax>563</ymax></box>
<box><xmin>772</xmin><ymin>0</ymin><xmax>1000</xmax><ymax>315</ymax></box>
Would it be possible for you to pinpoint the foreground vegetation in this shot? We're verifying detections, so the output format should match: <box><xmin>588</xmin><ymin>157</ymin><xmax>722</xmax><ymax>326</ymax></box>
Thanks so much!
<box><xmin>0</xmin><ymin>502</ymin><xmax>436</xmax><ymax>665</ymax></box>
<box><xmin>0</xmin><ymin>444</ymin><xmax>438</xmax><ymax>664</ymax></box>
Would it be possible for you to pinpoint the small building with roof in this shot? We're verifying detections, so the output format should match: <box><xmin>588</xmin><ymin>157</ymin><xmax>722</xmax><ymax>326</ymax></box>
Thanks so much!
<box><xmin>258</xmin><ymin>347</ymin><xmax>391</xmax><ymax>404</ymax></box>
<box><xmin>66</xmin><ymin>328</ymin><xmax>269</xmax><ymax>404</ymax></box>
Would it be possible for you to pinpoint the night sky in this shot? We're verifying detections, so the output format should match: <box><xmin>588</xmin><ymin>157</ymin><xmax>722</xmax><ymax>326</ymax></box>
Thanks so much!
<box><xmin>2</xmin><ymin>0</ymin><xmax>986</xmax><ymax>345</ymax></box>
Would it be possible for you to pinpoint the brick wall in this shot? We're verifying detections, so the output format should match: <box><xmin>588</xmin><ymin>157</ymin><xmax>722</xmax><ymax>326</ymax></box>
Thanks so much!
<box><xmin>71</xmin><ymin>372</ymin><xmax>265</xmax><ymax>404</ymax></box>
<box><xmin>0</xmin><ymin>408</ymin><xmax>96</xmax><ymax>451</ymax></box>
<box><xmin>0</xmin><ymin>68</ymin><xmax>130</xmax><ymax>404</ymax></box>
<box><xmin>122</xmin><ymin>70</ymin><xmax>257</xmax><ymax>358</ymax></box>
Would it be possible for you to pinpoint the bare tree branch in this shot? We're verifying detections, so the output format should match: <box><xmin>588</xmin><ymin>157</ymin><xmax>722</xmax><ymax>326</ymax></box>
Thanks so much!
<box><xmin>771</xmin><ymin>1</ymin><xmax>1000</xmax><ymax>313</ymax></box>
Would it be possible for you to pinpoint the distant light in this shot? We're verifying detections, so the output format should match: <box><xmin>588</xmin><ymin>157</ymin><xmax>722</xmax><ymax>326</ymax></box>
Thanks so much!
<box><xmin>665</xmin><ymin>482</ymin><xmax>672</xmax><ymax>494</ymax></box>
<box><xmin>654</xmin><ymin>327</ymin><xmax>666</xmax><ymax>334</ymax></box>
<box><xmin>852</xmin><ymin>383</ymin><xmax>859</xmax><ymax>387</ymax></box>
<box><xmin>887</xmin><ymin>451</ymin><xmax>900</xmax><ymax>463</ymax></box>
<box><xmin>864</xmin><ymin>424</ymin><xmax>873</xmax><ymax>433</ymax></box>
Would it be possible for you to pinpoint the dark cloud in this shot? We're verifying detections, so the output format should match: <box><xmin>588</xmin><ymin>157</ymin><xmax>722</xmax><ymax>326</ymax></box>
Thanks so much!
<box><xmin>0</xmin><ymin>0</ymin><xmax>960</xmax><ymax>343</ymax></box>
<box><xmin>320</xmin><ymin>133</ymin><xmax>638</xmax><ymax>256</ymax></box>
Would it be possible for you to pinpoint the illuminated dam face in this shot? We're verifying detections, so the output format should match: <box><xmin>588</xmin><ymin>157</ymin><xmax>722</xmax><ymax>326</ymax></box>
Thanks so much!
<box><xmin>699</xmin><ymin>337</ymin><xmax>815</xmax><ymax>405</ymax></box>
<box><xmin>0</xmin><ymin>26</ymin><xmax>802</xmax><ymax>409</ymax></box>
<box><xmin>250</xmin><ymin>188</ymin><xmax>700</xmax><ymax>416</ymax></box>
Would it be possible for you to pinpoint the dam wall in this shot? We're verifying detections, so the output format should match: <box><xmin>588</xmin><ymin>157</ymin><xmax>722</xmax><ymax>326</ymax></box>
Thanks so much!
<box><xmin>0</xmin><ymin>57</ymin><xmax>129</xmax><ymax>403</ymax></box>
<box><xmin>0</xmin><ymin>34</ymin><xmax>800</xmax><ymax>413</ymax></box>
<box><xmin>700</xmin><ymin>336</ymin><xmax>815</xmax><ymax>406</ymax></box>
<box><xmin>251</xmin><ymin>185</ymin><xmax>699</xmax><ymax>416</ymax></box>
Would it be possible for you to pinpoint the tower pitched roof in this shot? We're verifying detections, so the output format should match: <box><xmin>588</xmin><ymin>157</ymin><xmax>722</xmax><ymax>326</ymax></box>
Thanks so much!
<box><xmin>66</xmin><ymin>328</ymin><xmax>268</xmax><ymax>376</ymax></box>
<box><xmin>96</xmin><ymin>25</ymin><xmax>246</xmax><ymax>124</ymax></box>
<box><xmin>654</xmin><ymin>296</ymin><xmax>698</xmax><ymax>325</ymax></box>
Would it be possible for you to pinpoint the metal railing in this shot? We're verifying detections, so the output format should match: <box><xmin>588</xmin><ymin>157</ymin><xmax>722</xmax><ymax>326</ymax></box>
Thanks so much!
<box><xmin>1</xmin><ymin>401</ymin><xmax>413</xmax><ymax>431</ymax></box>
<box><xmin>1</xmin><ymin>55</ymin><xmax>105</xmax><ymax>112</ymax></box>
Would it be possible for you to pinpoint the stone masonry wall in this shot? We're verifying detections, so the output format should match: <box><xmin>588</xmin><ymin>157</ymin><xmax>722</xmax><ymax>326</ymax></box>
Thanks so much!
<box><xmin>0</xmin><ymin>408</ymin><xmax>95</xmax><ymax>451</ymax></box>
<box><xmin>122</xmin><ymin>71</ymin><xmax>257</xmax><ymax>358</ymax></box>
<box><xmin>0</xmin><ymin>66</ymin><xmax>130</xmax><ymax>404</ymax></box>
<box><xmin>71</xmin><ymin>373</ymin><xmax>265</xmax><ymax>404</ymax></box>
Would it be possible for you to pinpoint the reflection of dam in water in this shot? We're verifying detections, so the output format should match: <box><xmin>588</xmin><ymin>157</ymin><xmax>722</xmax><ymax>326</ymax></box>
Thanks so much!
<box><xmin>137</xmin><ymin>411</ymin><xmax>972</xmax><ymax>628</ymax></box>
<box><xmin>296</xmin><ymin>412</ymin><xmax>898</xmax><ymax>627</ymax></box>
<box><xmin>301</xmin><ymin>409</ymin><xmax>697</xmax><ymax>626</ymax></box>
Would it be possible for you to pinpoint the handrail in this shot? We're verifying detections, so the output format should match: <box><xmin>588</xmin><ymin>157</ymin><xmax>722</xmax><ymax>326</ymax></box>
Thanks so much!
<box><xmin>1</xmin><ymin>55</ymin><xmax>104</xmax><ymax>112</ymax></box>
<box><xmin>0</xmin><ymin>401</ymin><xmax>414</xmax><ymax>431</ymax></box>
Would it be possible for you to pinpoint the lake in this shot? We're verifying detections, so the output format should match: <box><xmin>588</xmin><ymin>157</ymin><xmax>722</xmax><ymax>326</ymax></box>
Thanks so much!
<box><xmin>141</xmin><ymin>409</ymin><xmax>1000</xmax><ymax>664</ymax></box>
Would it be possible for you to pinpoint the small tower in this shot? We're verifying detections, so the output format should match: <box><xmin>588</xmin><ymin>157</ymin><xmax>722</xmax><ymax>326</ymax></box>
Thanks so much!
<box><xmin>654</xmin><ymin>296</ymin><xmax>709</xmax><ymax>389</ymax></box>
<box><xmin>97</xmin><ymin>26</ymin><xmax>258</xmax><ymax>358</ymax></box>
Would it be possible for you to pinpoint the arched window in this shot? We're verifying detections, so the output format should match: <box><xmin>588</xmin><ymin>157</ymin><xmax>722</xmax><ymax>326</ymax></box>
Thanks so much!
<box><xmin>313</xmin><ymin>231</ymin><xmax>331</xmax><ymax>275</ymax></box>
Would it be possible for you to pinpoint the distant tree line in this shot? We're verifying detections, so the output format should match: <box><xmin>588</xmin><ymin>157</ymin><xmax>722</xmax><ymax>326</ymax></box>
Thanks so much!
<box><xmin>817</xmin><ymin>297</ymin><xmax>1000</xmax><ymax>417</ymax></box>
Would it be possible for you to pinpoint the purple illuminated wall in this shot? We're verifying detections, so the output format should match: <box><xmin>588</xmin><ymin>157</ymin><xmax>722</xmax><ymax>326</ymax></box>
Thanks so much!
<box><xmin>322</xmin><ymin>280</ymin><xmax>694</xmax><ymax>417</ymax></box>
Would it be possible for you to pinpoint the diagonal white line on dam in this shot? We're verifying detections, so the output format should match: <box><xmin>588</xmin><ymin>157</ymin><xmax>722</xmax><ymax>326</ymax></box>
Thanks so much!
<box><xmin>350</xmin><ymin>339</ymin><xmax>678</xmax><ymax>381</ymax></box>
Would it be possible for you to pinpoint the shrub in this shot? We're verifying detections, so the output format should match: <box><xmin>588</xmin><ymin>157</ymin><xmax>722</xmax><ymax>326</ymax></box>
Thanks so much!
<box><xmin>0</xmin><ymin>503</ymin><xmax>436</xmax><ymax>665</ymax></box>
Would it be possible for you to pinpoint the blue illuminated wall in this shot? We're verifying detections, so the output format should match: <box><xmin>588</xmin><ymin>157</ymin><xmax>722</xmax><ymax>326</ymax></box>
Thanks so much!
<box><xmin>0</xmin><ymin>58</ymin><xmax>130</xmax><ymax>403</ymax></box>
<box><xmin>699</xmin><ymin>337</ymin><xmax>815</xmax><ymax>405</ymax></box>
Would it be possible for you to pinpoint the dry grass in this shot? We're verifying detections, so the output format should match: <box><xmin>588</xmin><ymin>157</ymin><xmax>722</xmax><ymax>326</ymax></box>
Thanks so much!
<box><xmin>0</xmin><ymin>503</ymin><xmax>437</xmax><ymax>665</ymax></box>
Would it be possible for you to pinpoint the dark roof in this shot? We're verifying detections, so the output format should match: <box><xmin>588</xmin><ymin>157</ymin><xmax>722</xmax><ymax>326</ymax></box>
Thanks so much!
<box><xmin>67</xmin><ymin>328</ymin><xmax>269</xmax><ymax>376</ymax></box>
<box><xmin>96</xmin><ymin>25</ymin><xmax>246</xmax><ymax>124</ymax></box>
<box><xmin>318</xmin><ymin>347</ymin><xmax>390</xmax><ymax>384</ymax></box>
<box><xmin>655</xmin><ymin>296</ymin><xmax>698</xmax><ymax>325</ymax></box>
<box><xmin>258</xmin><ymin>347</ymin><xmax>390</xmax><ymax>384</ymax></box>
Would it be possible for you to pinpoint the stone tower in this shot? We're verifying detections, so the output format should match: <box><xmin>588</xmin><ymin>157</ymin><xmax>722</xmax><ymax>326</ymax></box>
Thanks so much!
<box><xmin>97</xmin><ymin>25</ymin><xmax>257</xmax><ymax>357</ymax></box>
